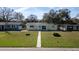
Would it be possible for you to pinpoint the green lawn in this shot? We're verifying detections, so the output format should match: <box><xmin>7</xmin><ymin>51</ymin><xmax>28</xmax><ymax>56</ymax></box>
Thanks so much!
<box><xmin>41</xmin><ymin>31</ymin><xmax>79</xmax><ymax>48</ymax></box>
<box><xmin>0</xmin><ymin>31</ymin><xmax>37</xmax><ymax>47</ymax></box>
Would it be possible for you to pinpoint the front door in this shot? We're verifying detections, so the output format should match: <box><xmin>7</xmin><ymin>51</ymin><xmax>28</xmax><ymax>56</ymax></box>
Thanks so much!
<box><xmin>42</xmin><ymin>26</ymin><xmax>46</xmax><ymax>30</ymax></box>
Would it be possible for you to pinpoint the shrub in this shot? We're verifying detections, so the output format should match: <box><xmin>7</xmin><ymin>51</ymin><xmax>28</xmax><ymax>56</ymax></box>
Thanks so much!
<box><xmin>26</xmin><ymin>33</ymin><xmax>30</xmax><ymax>36</ymax></box>
<box><xmin>53</xmin><ymin>33</ymin><xmax>61</xmax><ymax>37</ymax></box>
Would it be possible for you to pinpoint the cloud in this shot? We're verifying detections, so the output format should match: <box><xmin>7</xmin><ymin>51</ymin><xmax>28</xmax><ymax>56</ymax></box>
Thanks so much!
<box><xmin>14</xmin><ymin>7</ymin><xmax>30</xmax><ymax>12</ymax></box>
<box><xmin>13</xmin><ymin>7</ymin><xmax>79</xmax><ymax>19</ymax></box>
<box><xmin>14</xmin><ymin>7</ymin><xmax>52</xmax><ymax>19</ymax></box>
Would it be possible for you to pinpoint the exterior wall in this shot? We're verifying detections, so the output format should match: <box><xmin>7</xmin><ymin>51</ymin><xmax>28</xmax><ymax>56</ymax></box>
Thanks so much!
<box><xmin>26</xmin><ymin>23</ymin><xmax>79</xmax><ymax>31</ymax></box>
<box><xmin>0</xmin><ymin>22</ymin><xmax>22</xmax><ymax>31</ymax></box>
<box><xmin>58</xmin><ymin>24</ymin><xmax>79</xmax><ymax>31</ymax></box>
<box><xmin>47</xmin><ymin>24</ymin><xmax>57</xmax><ymax>30</ymax></box>
<box><xmin>26</xmin><ymin>23</ymin><xmax>57</xmax><ymax>31</ymax></box>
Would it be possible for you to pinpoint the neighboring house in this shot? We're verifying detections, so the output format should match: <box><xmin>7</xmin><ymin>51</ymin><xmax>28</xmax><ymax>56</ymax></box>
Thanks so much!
<box><xmin>26</xmin><ymin>23</ymin><xmax>57</xmax><ymax>31</ymax></box>
<box><xmin>0</xmin><ymin>22</ymin><xmax>22</xmax><ymax>31</ymax></box>
<box><xmin>58</xmin><ymin>24</ymin><xmax>79</xmax><ymax>31</ymax></box>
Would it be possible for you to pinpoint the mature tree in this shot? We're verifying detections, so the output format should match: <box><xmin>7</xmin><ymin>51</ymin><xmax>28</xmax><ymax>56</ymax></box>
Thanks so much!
<box><xmin>0</xmin><ymin>7</ymin><xmax>14</xmax><ymax>21</ymax></box>
<box><xmin>58</xmin><ymin>8</ymin><xmax>71</xmax><ymax>20</ymax></box>
<box><xmin>28</xmin><ymin>14</ymin><xmax>37</xmax><ymax>20</ymax></box>
<box><xmin>13</xmin><ymin>12</ymin><xmax>25</xmax><ymax>29</ymax></box>
<box><xmin>26</xmin><ymin>14</ymin><xmax>38</xmax><ymax>22</ymax></box>
<box><xmin>42</xmin><ymin>9</ymin><xmax>60</xmax><ymax>24</ymax></box>
<box><xmin>73</xmin><ymin>14</ymin><xmax>79</xmax><ymax>24</ymax></box>
<box><xmin>42</xmin><ymin>13</ymin><xmax>49</xmax><ymax>22</ymax></box>
<box><xmin>49</xmin><ymin>9</ymin><xmax>61</xmax><ymax>24</ymax></box>
<box><xmin>14</xmin><ymin>12</ymin><xmax>24</xmax><ymax>21</ymax></box>
<box><xmin>71</xmin><ymin>17</ymin><xmax>79</xmax><ymax>24</ymax></box>
<box><xmin>42</xmin><ymin>8</ymin><xmax>72</xmax><ymax>24</ymax></box>
<box><xmin>0</xmin><ymin>7</ymin><xmax>14</xmax><ymax>31</ymax></box>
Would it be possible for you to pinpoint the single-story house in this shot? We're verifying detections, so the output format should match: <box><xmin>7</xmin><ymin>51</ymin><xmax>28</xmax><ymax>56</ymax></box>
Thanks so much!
<box><xmin>58</xmin><ymin>24</ymin><xmax>79</xmax><ymax>31</ymax></box>
<box><xmin>0</xmin><ymin>22</ymin><xmax>22</xmax><ymax>31</ymax></box>
<box><xmin>26</xmin><ymin>23</ymin><xmax>57</xmax><ymax>31</ymax></box>
<box><xmin>26</xmin><ymin>23</ymin><xmax>79</xmax><ymax>31</ymax></box>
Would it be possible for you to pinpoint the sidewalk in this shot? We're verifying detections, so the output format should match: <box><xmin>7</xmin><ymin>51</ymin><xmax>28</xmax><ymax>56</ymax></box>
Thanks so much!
<box><xmin>36</xmin><ymin>31</ymin><xmax>41</xmax><ymax>48</ymax></box>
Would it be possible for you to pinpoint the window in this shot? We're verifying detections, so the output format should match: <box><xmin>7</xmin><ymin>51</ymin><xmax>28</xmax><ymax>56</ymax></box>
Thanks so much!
<box><xmin>68</xmin><ymin>26</ymin><xmax>73</xmax><ymax>28</ymax></box>
<box><xmin>76</xmin><ymin>26</ymin><xmax>79</xmax><ymax>30</ymax></box>
<box><xmin>12</xmin><ymin>25</ymin><xmax>15</xmax><ymax>28</ymax></box>
<box><xmin>67</xmin><ymin>26</ymin><xmax>73</xmax><ymax>31</ymax></box>
<box><xmin>30</xmin><ymin>25</ymin><xmax>34</xmax><ymax>28</ymax></box>
<box><xmin>42</xmin><ymin>26</ymin><xmax>46</xmax><ymax>30</ymax></box>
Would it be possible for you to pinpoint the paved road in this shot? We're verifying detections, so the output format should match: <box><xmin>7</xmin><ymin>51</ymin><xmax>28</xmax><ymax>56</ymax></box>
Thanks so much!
<box><xmin>0</xmin><ymin>48</ymin><xmax>79</xmax><ymax>51</ymax></box>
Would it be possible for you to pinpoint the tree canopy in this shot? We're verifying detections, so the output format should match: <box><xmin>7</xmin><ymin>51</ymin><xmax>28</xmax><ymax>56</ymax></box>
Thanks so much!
<box><xmin>42</xmin><ymin>8</ymin><xmax>74</xmax><ymax>24</ymax></box>
<box><xmin>0</xmin><ymin>7</ymin><xmax>24</xmax><ymax>22</ymax></box>
<box><xmin>0</xmin><ymin>7</ymin><xmax>79</xmax><ymax>24</ymax></box>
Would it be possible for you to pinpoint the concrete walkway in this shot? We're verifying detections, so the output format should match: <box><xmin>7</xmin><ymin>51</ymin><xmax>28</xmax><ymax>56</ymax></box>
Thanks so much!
<box><xmin>36</xmin><ymin>31</ymin><xmax>41</xmax><ymax>48</ymax></box>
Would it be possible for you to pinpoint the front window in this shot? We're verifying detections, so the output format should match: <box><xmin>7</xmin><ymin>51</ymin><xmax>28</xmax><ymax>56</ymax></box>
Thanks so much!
<box><xmin>42</xmin><ymin>26</ymin><xmax>46</xmax><ymax>30</ymax></box>
<box><xmin>77</xmin><ymin>26</ymin><xmax>79</xmax><ymax>30</ymax></box>
<box><xmin>30</xmin><ymin>25</ymin><xmax>34</xmax><ymax>28</ymax></box>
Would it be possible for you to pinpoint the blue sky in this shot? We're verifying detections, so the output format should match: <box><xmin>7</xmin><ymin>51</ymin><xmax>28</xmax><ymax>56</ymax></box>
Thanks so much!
<box><xmin>13</xmin><ymin>7</ymin><xmax>79</xmax><ymax>19</ymax></box>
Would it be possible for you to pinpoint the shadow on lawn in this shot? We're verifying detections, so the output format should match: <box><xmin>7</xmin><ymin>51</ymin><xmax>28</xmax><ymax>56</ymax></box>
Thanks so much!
<box><xmin>25</xmin><ymin>32</ymin><xmax>31</xmax><ymax>36</ymax></box>
<box><xmin>53</xmin><ymin>33</ymin><xmax>61</xmax><ymax>37</ymax></box>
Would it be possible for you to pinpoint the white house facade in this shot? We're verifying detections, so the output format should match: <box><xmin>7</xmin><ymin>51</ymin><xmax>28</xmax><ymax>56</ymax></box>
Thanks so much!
<box><xmin>58</xmin><ymin>24</ymin><xmax>79</xmax><ymax>31</ymax></box>
<box><xmin>0</xmin><ymin>22</ymin><xmax>22</xmax><ymax>31</ymax></box>
<box><xmin>26</xmin><ymin>23</ymin><xmax>79</xmax><ymax>31</ymax></box>
<box><xmin>26</xmin><ymin>23</ymin><xmax>57</xmax><ymax>31</ymax></box>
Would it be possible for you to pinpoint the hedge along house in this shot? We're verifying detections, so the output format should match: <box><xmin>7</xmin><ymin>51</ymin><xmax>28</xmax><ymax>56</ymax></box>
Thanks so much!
<box><xmin>0</xmin><ymin>22</ymin><xmax>22</xmax><ymax>31</ymax></box>
<box><xmin>26</xmin><ymin>23</ymin><xmax>57</xmax><ymax>31</ymax></box>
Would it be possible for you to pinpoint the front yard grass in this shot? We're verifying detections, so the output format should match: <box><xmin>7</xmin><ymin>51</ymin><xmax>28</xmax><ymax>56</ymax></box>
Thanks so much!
<box><xmin>0</xmin><ymin>31</ymin><xmax>37</xmax><ymax>47</ymax></box>
<box><xmin>41</xmin><ymin>31</ymin><xmax>79</xmax><ymax>48</ymax></box>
